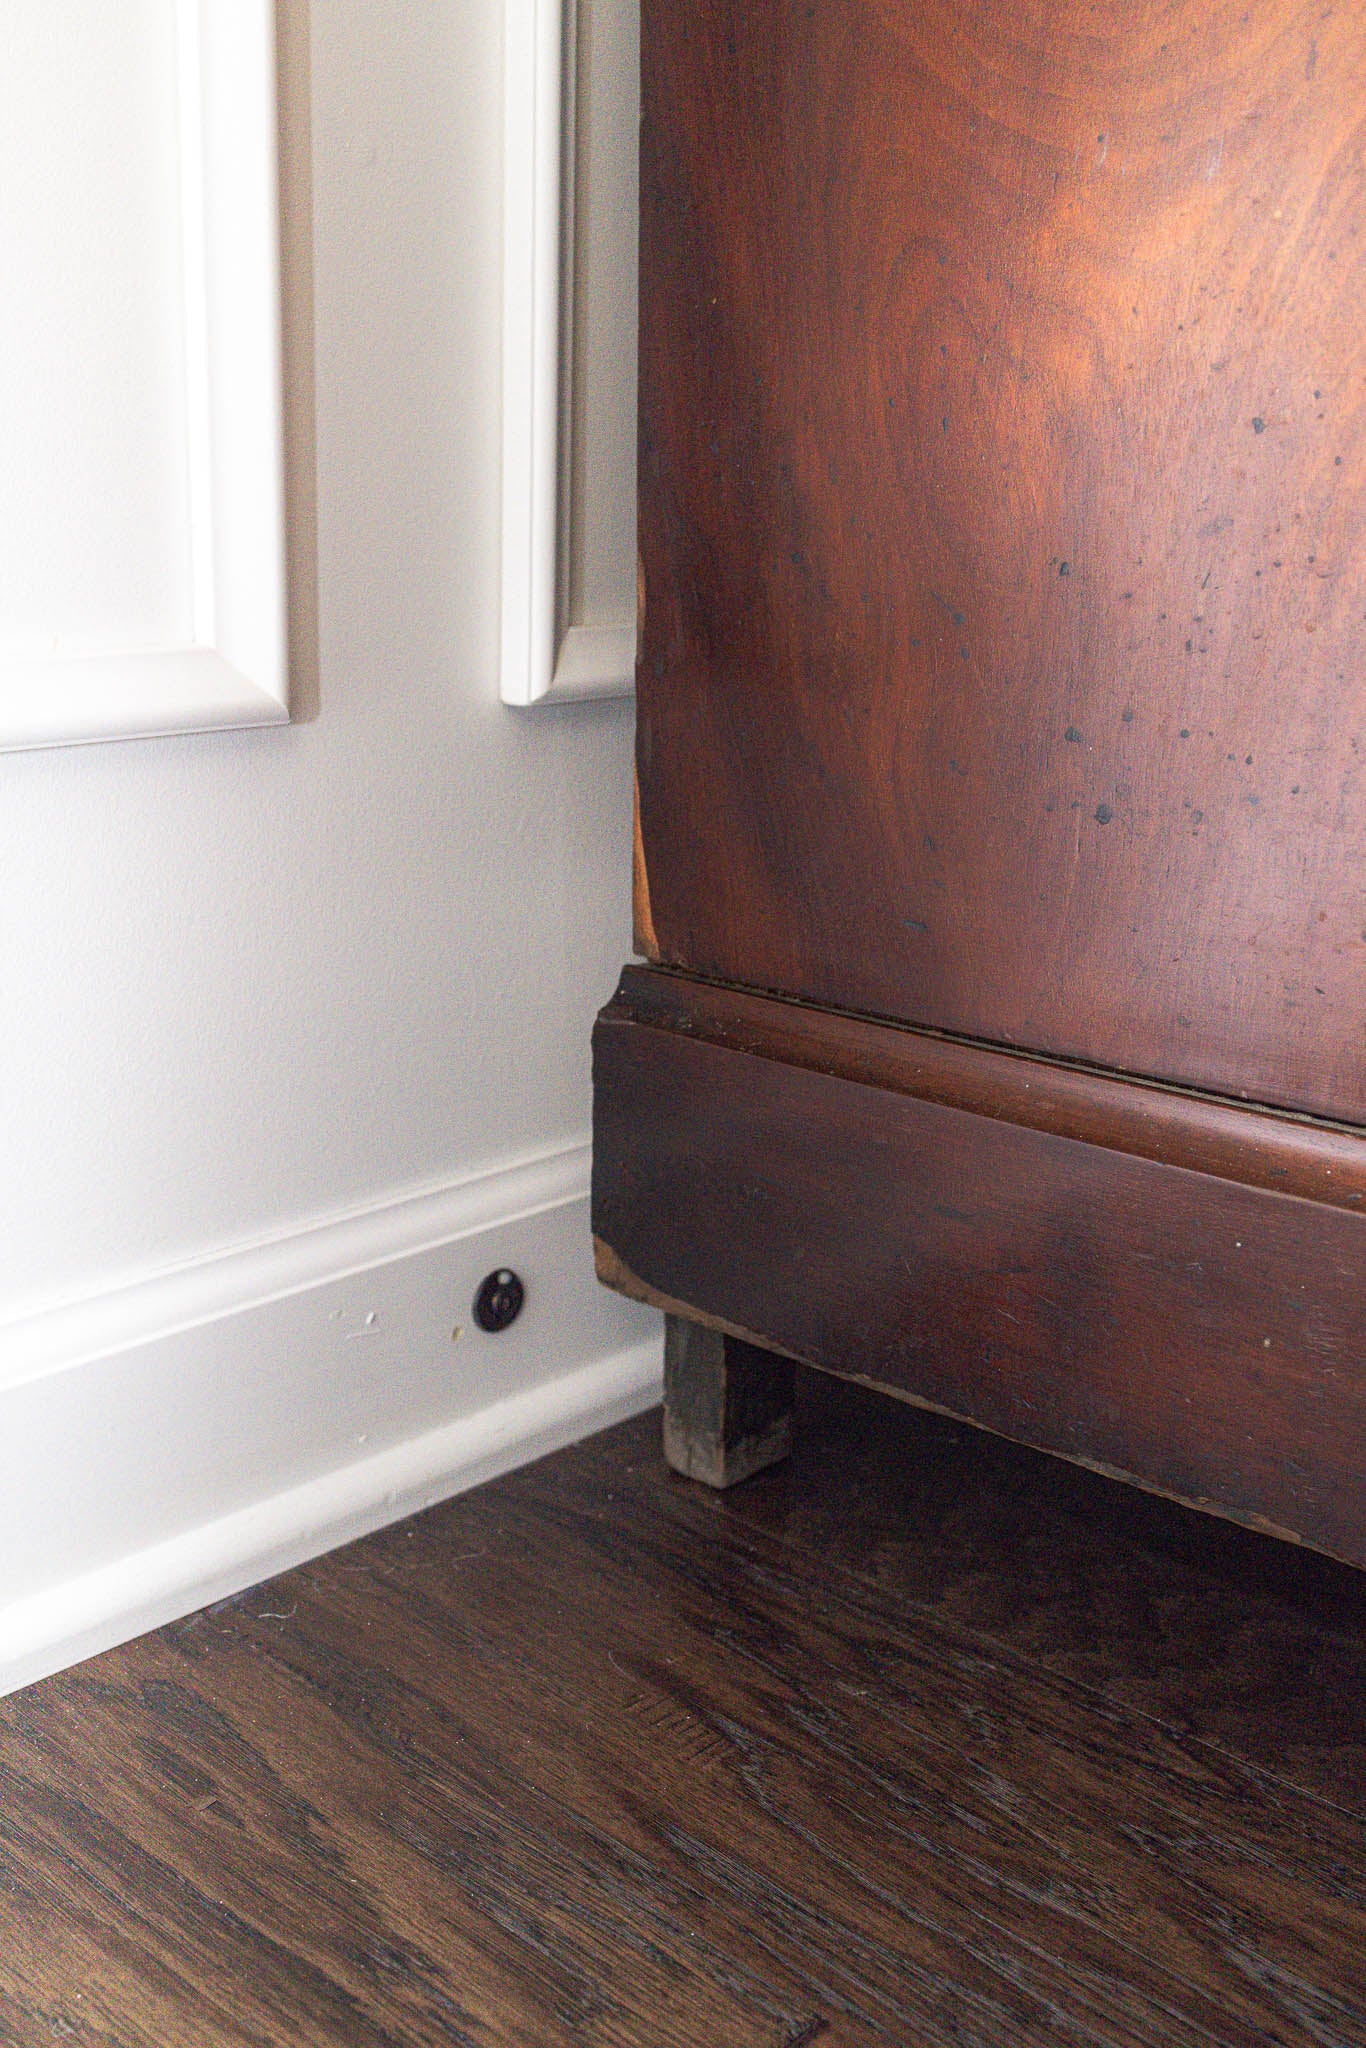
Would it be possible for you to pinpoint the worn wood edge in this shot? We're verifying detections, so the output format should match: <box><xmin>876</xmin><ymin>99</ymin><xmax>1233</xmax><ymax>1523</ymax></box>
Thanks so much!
<box><xmin>661</xmin><ymin>1408</ymin><xmax>793</xmax><ymax>1488</ymax></box>
<box><xmin>603</xmin><ymin>967</ymin><xmax>1366</xmax><ymax>1213</ymax></box>
<box><xmin>594</xmin><ymin>1238</ymin><xmax>1316</xmax><ymax>1558</ymax></box>
<box><xmin>595</xmin><ymin>1238</ymin><xmax>810</xmax><ymax>1365</ymax></box>
<box><xmin>630</xmin><ymin>545</ymin><xmax>658</xmax><ymax>960</ymax></box>
<box><xmin>631</xmin><ymin>774</ymin><xmax>659</xmax><ymax>962</ymax></box>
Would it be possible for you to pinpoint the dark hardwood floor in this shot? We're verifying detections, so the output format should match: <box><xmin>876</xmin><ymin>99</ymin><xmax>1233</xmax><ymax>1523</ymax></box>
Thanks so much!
<box><xmin>4</xmin><ymin>1368</ymin><xmax>1366</xmax><ymax>2046</ymax></box>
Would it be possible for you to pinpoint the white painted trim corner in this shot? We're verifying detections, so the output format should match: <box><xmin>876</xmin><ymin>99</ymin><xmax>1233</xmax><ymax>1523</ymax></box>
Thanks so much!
<box><xmin>500</xmin><ymin>0</ymin><xmax>635</xmax><ymax>706</ymax></box>
<box><xmin>551</xmin><ymin>621</ymin><xmax>637</xmax><ymax>701</ymax></box>
<box><xmin>0</xmin><ymin>0</ymin><xmax>288</xmax><ymax>752</ymax></box>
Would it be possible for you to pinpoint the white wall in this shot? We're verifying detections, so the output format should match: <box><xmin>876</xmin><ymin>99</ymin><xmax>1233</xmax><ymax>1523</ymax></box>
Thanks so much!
<box><xmin>0</xmin><ymin>1</ymin><xmax>658</xmax><ymax>1694</ymax></box>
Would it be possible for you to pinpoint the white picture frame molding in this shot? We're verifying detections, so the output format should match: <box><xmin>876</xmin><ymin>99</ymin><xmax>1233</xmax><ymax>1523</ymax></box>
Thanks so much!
<box><xmin>501</xmin><ymin>0</ymin><xmax>636</xmax><ymax>706</ymax></box>
<box><xmin>0</xmin><ymin>0</ymin><xmax>288</xmax><ymax>753</ymax></box>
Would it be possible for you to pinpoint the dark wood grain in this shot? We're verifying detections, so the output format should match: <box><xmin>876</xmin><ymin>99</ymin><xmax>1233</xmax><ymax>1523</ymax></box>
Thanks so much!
<box><xmin>593</xmin><ymin>976</ymin><xmax>1366</xmax><ymax>1563</ymax></box>
<box><xmin>636</xmin><ymin>0</ymin><xmax>1366</xmax><ymax>1122</ymax></box>
<box><xmin>6</xmin><ymin>1391</ymin><xmax>1366</xmax><ymax>2045</ymax></box>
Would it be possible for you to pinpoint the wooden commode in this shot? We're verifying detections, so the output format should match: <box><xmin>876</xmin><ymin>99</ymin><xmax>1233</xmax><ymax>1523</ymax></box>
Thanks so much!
<box><xmin>593</xmin><ymin>0</ymin><xmax>1366</xmax><ymax>1561</ymax></box>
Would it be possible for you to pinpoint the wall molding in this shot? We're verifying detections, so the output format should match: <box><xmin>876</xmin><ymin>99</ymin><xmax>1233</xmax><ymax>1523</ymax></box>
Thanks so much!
<box><xmin>0</xmin><ymin>1339</ymin><xmax>660</xmax><ymax>1699</ymax></box>
<box><xmin>0</xmin><ymin>1139</ymin><xmax>662</xmax><ymax>1695</ymax></box>
<box><xmin>0</xmin><ymin>0</ymin><xmax>288</xmax><ymax>752</ymax></box>
<box><xmin>0</xmin><ymin>1140</ymin><xmax>594</xmax><ymax>1398</ymax></box>
<box><xmin>500</xmin><ymin>0</ymin><xmax>635</xmax><ymax>705</ymax></box>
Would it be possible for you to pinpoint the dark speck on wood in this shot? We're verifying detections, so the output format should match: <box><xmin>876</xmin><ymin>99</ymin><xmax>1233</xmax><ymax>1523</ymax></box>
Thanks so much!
<box><xmin>1095</xmin><ymin>802</ymin><xmax>1114</xmax><ymax>824</ymax></box>
<box><xmin>1065</xmin><ymin>726</ymin><xmax>1083</xmax><ymax>743</ymax></box>
<box><xmin>1252</xmin><ymin>416</ymin><xmax>1267</xmax><ymax>433</ymax></box>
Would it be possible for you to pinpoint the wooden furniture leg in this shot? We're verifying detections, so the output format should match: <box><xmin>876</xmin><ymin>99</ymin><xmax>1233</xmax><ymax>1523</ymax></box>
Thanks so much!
<box><xmin>662</xmin><ymin>1314</ymin><xmax>795</xmax><ymax>1488</ymax></box>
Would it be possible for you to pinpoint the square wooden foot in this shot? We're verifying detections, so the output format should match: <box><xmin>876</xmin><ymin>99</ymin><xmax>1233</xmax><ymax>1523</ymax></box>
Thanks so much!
<box><xmin>662</xmin><ymin>1314</ymin><xmax>795</xmax><ymax>1488</ymax></box>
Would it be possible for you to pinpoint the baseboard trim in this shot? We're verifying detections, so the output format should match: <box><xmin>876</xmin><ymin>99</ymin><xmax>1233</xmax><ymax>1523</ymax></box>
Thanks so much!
<box><xmin>0</xmin><ymin>1338</ymin><xmax>661</xmax><ymax>1699</ymax></box>
<box><xmin>0</xmin><ymin>1137</ymin><xmax>661</xmax><ymax>1695</ymax></box>
<box><xmin>0</xmin><ymin>1140</ymin><xmax>594</xmax><ymax>1397</ymax></box>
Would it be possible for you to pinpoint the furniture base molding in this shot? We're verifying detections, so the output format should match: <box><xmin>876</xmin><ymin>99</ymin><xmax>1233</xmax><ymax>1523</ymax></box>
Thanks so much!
<box><xmin>593</xmin><ymin>966</ymin><xmax>1366</xmax><ymax>1564</ymax></box>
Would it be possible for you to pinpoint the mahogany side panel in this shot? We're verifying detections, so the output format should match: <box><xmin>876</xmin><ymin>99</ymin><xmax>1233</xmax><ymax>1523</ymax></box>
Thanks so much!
<box><xmin>592</xmin><ymin>975</ymin><xmax>1366</xmax><ymax>1563</ymax></box>
<box><xmin>637</xmin><ymin>0</ymin><xmax>1366</xmax><ymax>1123</ymax></box>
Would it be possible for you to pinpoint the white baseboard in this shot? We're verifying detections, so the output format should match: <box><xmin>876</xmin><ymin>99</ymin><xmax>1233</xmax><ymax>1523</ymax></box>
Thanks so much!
<box><xmin>0</xmin><ymin>1340</ymin><xmax>660</xmax><ymax>1700</ymax></box>
<box><xmin>0</xmin><ymin>1143</ymin><xmax>662</xmax><ymax>1697</ymax></box>
<box><xmin>0</xmin><ymin>1140</ymin><xmax>601</xmax><ymax>1395</ymax></box>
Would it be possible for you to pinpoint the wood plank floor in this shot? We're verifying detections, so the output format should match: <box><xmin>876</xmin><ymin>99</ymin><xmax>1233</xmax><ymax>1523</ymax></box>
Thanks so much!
<box><xmin>4</xmin><ymin>1369</ymin><xmax>1366</xmax><ymax>2046</ymax></box>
